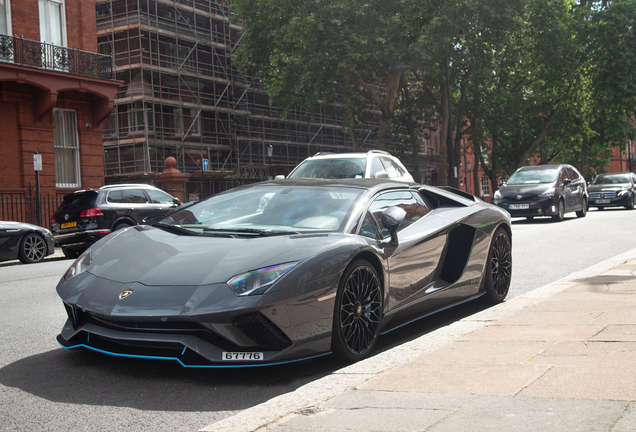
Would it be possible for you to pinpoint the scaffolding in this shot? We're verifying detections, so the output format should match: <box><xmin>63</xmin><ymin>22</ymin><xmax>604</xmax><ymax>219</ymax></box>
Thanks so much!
<box><xmin>96</xmin><ymin>0</ymin><xmax>386</xmax><ymax>198</ymax></box>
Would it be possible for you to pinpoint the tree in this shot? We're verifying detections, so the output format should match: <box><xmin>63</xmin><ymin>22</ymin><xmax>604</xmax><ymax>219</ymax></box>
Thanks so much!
<box><xmin>231</xmin><ymin>0</ymin><xmax>429</xmax><ymax>150</ymax></box>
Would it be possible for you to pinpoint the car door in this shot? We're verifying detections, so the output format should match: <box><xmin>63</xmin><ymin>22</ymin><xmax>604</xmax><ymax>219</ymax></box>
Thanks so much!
<box><xmin>0</xmin><ymin>222</ymin><xmax>15</xmax><ymax>261</ymax></box>
<box><xmin>566</xmin><ymin>166</ymin><xmax>584</xmax><ymax>210</ymax></box>
<box><xmin>120</xmin><ymin>188</ymin><xmax>153</xmax><ymax>223</ymax></box>
<box><xmin>364</xmin><ymin>190</ymin><xmax>449</xmax><ymax>312</ymax></box>
<box><xmin>144</xmin><ymin>188</ymin><xmax>180</xmax><ymax>221</ymax></box>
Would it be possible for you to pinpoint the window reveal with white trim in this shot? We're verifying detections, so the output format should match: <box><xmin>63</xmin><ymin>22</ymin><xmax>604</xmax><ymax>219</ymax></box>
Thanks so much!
<box><xmin>480</xmin><ymin>175</ymin><xmax>490</xmax><ymax>197</ymax></box>
<box><xmin>0</xmin><ymin>0</ymin><xmax>11</xmax><ymax>36</ymax></box>
<box><xmin>54</xmin><ymin>108</ymin><xmax>81</xmax><ymax>188</ymax></box>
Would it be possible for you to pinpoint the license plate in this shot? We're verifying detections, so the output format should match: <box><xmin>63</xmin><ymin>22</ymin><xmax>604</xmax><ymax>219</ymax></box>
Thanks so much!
<box><xmin>509</xmin><ymin>204</ymin><xmax>529</xmax><ymax>210</ymax></box>
<box><xmin>61</xmin><ymin>221</ymin><xmax>77</xmax><ymax>229</ymax></box>
<box><xmin>222</xmin><ymin>352</ymin><xmax>263</xmax><ymax>361</ymax></box>
<box><xmin>595</xmin><ymin>199</ymin><xmax>610</xmax><ymax>204</ymax></box>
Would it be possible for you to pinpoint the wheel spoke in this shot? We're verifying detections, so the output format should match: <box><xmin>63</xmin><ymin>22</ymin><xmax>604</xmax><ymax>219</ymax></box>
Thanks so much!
<box><xmin>340</xmin><ymin>266</ymin><xmax>381</xmax><ymax>356</ymax></box>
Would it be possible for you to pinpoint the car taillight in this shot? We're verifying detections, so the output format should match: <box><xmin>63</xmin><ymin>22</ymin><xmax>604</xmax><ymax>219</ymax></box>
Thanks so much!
<box><xmin>80</xmin><ymin>208</ymin><xmax>104</xmax><ymax>218</ymax></box>
<box><xmin>50</xmin><ymin>214</ymin><xmax>56</xmax><ymax>223</ymax></box>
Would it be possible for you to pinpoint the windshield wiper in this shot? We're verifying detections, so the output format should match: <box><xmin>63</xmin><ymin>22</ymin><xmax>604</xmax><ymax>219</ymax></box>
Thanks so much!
<box><xmin>202</xmin><ymin>227</ymin><xmax>301</xmax><ymax>236</ymax></box>
<box><xmin>150</xmin><ymin>222</ymin><xmax>201</xmax><ymax>236</ymax></box>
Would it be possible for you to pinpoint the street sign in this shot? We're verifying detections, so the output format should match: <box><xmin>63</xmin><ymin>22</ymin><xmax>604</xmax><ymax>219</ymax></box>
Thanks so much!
<box><xmin>202</xmin><ymin>158</ymin><xmax>209</xmax><ymax>171</ymax></box>
<box><xmin>33</xmin><ymin>154</ymin><xmax>43</xmax><ymax>171</ymax></box>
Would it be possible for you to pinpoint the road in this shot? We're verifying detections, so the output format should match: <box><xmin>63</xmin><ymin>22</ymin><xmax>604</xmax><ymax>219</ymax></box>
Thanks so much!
<box><xmin>0</xmin><ymin>207</ymin><xmax>634</xmax><ymax>431</ymax></box>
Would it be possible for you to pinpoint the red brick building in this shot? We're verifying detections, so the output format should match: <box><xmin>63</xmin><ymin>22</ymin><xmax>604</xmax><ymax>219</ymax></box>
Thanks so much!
<box><xmin>0</xmin><ymin>0</ymin><xmax>120</xmax><ymax>225</ymax></box>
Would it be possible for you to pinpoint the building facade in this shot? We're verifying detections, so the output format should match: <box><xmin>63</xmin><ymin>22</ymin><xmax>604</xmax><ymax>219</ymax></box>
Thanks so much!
<box><xmin>0</xmin><ymin>0</ymin><xmax>120</xmax><ymax>225</ymax></box>
<box><xmin>96</xmin><ymin>0</ymin><xmax>418</xmax><ymax>198</ymax></box>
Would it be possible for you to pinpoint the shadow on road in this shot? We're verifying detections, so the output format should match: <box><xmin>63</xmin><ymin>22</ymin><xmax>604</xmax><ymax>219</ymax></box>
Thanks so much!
<box><xmin>0</xmin><ymin>300</ymin><xmax>491</xmax><ymax>413</ymax></box>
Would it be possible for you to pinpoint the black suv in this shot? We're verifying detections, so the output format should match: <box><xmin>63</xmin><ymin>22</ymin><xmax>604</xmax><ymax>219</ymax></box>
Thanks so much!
<box><xmin>51</xmin><ymin>184</ymin><xmax>181</xmax><ymax>257</ymax></box>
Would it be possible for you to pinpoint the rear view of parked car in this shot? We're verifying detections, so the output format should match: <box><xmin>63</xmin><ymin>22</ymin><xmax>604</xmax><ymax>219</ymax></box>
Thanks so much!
<box><xmin>587</xmin><ymin>173</ymin><xmax>636</xmax><ymax>210</ymax></box>
<box><xmin>493</xmin><ymin>164</ymin><xmax>588</xmax><ymax>221</ymax></box>
<box><xmin>51</xmin><ymin>184</ymin><xmax>181</xmax><ymax>258</ymax></box>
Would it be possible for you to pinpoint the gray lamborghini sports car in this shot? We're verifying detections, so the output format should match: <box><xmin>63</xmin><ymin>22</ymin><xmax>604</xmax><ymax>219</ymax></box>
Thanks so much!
<box><xmin>56</xmin><ymin>179</ymin><xmax>512</xmax><ymax>367</ymax></box>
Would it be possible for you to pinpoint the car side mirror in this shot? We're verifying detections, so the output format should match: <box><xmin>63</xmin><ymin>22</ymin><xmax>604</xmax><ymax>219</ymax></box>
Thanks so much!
<box><xmin>172</xmin><ymin>198</ymin><xmax>182</xmax><ymax>207</ymax></box>
<box><xmin>498</xmin><ymin>182</ymin><xmax>504</xmax><ymax>188</ymax></box>
<box><xmin>381</xmin><ymin>206</ymin><xmax>406</xmax><ymax>246</ymax></box>
<box><xmin>563</xmin><ymin>179</ymin><xmax>572</xmax><ymax>186</ymax></box>
<box><xmin>375</xmin><ymin>171</ymin><xmax>389</xmax><ymax>179</ymax></box>
<box><xmin>274</xmin><ymin>175</ymin><xmax>286</xmax><ymax>180</ymax></box>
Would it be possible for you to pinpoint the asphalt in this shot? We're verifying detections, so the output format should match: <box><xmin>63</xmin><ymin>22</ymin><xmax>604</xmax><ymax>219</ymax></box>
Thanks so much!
<box><xmin>200</xmin><ymin>248</ymin><xmax>636</xmax><ymax>432</ymax></box>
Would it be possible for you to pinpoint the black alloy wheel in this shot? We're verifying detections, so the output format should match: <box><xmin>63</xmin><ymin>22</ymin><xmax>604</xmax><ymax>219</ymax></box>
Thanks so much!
<box><xmin>576</xmin><ymin>198</ymin><xmax>587</xmax><ymax>218</ymax></box>
<box><xmin>482</xmin><ymin>227</ymin><xmax>512</xmax><ymax>303</ymax></box>
<box><xmin>626</xmin><ymin>195</ymin><xmax>634</xmax><ymax>210</ymax></box>
<box><xmin>18</xmin><ymin>233</ymin><xmax>46</xmax><ymax>264</ymax></box>
<box><xmin>332</xmin><ymin>259</ymin><xmax>383</xmax><ymax>362</ymax></box>
<box><xmin>552</xmin><ymin>200</ymin><xmax>565</xmax><ymax>222</ymax></box>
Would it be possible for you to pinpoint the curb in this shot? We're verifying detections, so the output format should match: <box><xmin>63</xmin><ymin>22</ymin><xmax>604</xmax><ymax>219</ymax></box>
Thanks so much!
<box><xmin>199</xmin><ymin>246</ymin><xmax>636</xmax><ymax>432</ymax></box>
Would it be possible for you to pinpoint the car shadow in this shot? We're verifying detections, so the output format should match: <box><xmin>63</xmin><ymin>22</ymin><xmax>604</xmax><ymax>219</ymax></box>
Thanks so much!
<box><xmin>0</xmin><ymin>300</ymin><xmax>492</xmax><ymax>413</ymax></box>
<box><xmin>511</xmin><ymin>216</ymin><xmax>574</xmax><ymax>225</ymax></box>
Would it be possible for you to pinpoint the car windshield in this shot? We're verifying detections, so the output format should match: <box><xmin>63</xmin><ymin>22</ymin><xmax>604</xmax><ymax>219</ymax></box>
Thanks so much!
<box><xmin>592</xmin><ymin>175</ymin><xmax>631</xmax><ymax>185</ymax></box>
<box><xmin>156</xmin><ymin>185</ymin><xmax>364</xmax><ymax>235</ymax></box>
<box><xmin>507</xmin><ymin>169</ymin><xmax>559</xmax><ymax>185</ymax></box>
<box><xmin>288</xmin><ymin>158</ymin><xmax>367</xmax><ymax>179</ymax></box>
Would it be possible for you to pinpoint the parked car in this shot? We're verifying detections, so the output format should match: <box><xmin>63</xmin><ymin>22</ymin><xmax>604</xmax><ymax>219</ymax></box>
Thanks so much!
<box><xmin>587</xmin><ymin>173</ymin><xmax>636</xmax><ymax>210</ymax></box>
<box><xmin>0</xmin><ymin>221</ymin><xmax>56</xmax><ymax>264</ymax></box>
<box><xmin>51</xmin><ymin>184</ymin><xmax>181</xmax><ymax>258</ymax></box>
<box><xmin>56</xmin><ymin>178</ymin><xmax>511</xmax><ymax>367</ymax></box>
<box><xmin>493</xmin><ymin>164</ymin><xmax>588</xmax><ymax>221</ymax></box>
<box><xmin>280</xmin><ymin>150</ymin><xmax>415</xmax><ymax>182</ymax></box>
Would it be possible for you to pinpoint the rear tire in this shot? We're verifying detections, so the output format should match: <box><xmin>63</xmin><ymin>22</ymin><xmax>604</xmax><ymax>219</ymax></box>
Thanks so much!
<box><xmin>525</xmin><ymin>216</ymin><xmax>534</xmax><ymax>221</ymax></box>
<box><xmin>62</xmin><ymin>247</ymin><xmax>81</xmax><ymax>259</ymax></box>
<box><xmin>482</xmin><ymin>227</ymin><xmax>512</xmax><ymax>304</ymax></box>
<box><xmin>114</xmin><ymin>222</ymin><xmax>133</xmax><ymax>231</ymax></box>
<box><xmin>626</xmin><ymin>196</ymin><xmax>634</xmax><ymax>210</ymax></box>
<box><xmin>332</xmin><ymin>259</ymin><xmax>383</xmax><ymax>362</ymax></box>
<box><xmin>18</xmin><ymin>233</ymin><xmax>47</xmax><ymax>264</ymax></box>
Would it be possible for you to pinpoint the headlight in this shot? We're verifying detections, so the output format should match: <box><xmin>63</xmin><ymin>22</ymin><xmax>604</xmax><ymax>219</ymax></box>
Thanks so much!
<box><xmin>618</xmin><ymin>189</ymin><xmax>629</xmax><ymax>196</ymax></box>
<box><xmin>227</xmin><ymin>262</ymin><xmax>299</xmax><ymax>296</ymax></box>
<box><xmin>64</xmin><ymin>250</ymin><xmax>92</xmax><ymax>281</ymax></box>
<box><xmin>494</xmin><ymin>190</ymin><xmax>502</xmax><ymax>199</ymax></box>
<box><xmin>539</xmin><ymin>188</ymin><xmax>555</xmax><ymax>197</ymax></box>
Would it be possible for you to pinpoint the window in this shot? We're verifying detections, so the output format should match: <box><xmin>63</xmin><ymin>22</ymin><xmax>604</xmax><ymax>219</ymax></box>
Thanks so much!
<box><xmin>146</xmin><ymin>188</ymin><xmax>175</xmax><ymax>204</ymax></box>
<box><xmin>0</xmin><ymin>0</ymin><xmax>11</xmax><ymax>36</ymax></box>
<box><xmin>368</xmin><ymin>191</ymin><xmax>427</xmax><ymax>239</ymax></box>
<box><xmin>106</xmin><ymin>190</ymin><xmax>124</xmax><ymax>203</ymax></box>
<box><xmin>39</xmin><ymin>0</ymin><xmax>66</xmax><ymax>46</ymax></box>
<box><xmin>54</xmin><ymin>108</ymin><xmax>81</xmax><ymax>188</ymax></box>
<box><xmin>480</xmin><ymin>176</ymin><xmax>490</xmax><ymax>197</ymax></box>
<box><xmin>380</xmin><ymin>157</ymin><xmax>399</xmax><ymax>178</ymax></box>
<box><xmin>123</xmin><ymin>189</ymin><xmax>149</xmax><ymax>204</ymax></box>
<box><xmin>369</xmin><ymin>157</ymin><xmax>385</xmax><ymax>178</ymax></box>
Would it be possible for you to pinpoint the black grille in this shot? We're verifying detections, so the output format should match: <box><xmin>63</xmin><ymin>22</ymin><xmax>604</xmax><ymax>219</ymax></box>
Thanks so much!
<box><xmin>233</xmin><ymin>313</ymin><xmax>292</xmax><ymax>350</ymax></box>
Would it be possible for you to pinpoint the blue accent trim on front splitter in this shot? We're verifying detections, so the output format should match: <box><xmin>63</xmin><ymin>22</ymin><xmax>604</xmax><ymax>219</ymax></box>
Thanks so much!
<box><xmin>56</xmin><ymin>340</ymin><xmax>331</xmax><ymax>368</ymax></box>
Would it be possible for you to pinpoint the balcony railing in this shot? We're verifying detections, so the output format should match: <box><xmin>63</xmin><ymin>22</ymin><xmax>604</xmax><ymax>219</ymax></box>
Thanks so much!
<box><xmin>0</xmin><ymin>34</ymin><xmax>113</xmax><ymax>80</ymax></box>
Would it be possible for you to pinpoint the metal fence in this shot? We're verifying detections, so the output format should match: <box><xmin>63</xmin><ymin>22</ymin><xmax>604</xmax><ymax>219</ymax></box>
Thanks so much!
<box><xmin>0</xmin><ymin>191</ymin><xmax>64</xmax><ymax>231</ymax></box>
<box><xmin>0</xmin><ymin>34</ymin><xmax>113</xmax><ymax>80</ymax></box>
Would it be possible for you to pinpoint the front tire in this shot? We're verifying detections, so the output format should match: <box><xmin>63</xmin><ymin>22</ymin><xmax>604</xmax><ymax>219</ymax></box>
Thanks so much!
<box><xmin>332</xmin><ymin>259</ymin><xmax>383</xmax><ymax>362</ymax></box>
<box><xmin>626</xmin><ymin>195</ymin><xmax>634</xmax><ymax>210</ymax></box>
<box><xmin>576</xmin><ymin>199</ymin><xmax>587</xmax><ymax>218</ymax></box>
<box><xmin>18</xmin><ymin>233</ymin><xmax>47</xmax><ymax>264</ymax></box>
<box><xmin>552</xmin><ymin>200</ymin><xmax>565</xmax><ymax>222</ymax></box>
<box><xmin>482</xmin><ymin>227</ymin><xmax>512</xmax><ymax>304</ymax></box>
<box><xmin>113</xmin><ymin>222</ymin><xmax>133</xmax><ymax>231</ymax></box>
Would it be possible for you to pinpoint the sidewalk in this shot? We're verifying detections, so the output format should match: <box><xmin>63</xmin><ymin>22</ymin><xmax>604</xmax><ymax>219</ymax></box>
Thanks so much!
<box><xmin>201</xmin><ymin>249</ymin><xmax>636</xmax><ymax>432</ymax></box>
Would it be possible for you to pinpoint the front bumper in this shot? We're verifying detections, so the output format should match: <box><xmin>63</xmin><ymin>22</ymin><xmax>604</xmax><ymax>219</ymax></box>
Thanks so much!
<box><xmin>588</xmin><ymin>193</ymin><xmax>631</xmax><ymax>208</ymax></box>
<box><xmin>493</xmin><ymin>196</ymin><xmax>559</xmax><ymax>218</ymax></box>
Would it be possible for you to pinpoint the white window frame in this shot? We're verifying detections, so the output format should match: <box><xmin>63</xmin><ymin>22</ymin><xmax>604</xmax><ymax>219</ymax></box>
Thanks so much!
<box><xmin>480</xmin><ymin>176</ymin><xmax>490</xmax><ymax>197</ymax></box>
<box><xmin>39</xmin><ymin>0</ymin><xmax>67</xmax><ymax>47</ymax></box>
<box><xmin>54</xmin><ymin>108</ymin><xmax>81</xmax><ymax>188</ymax></box>
<box><xmin>0</xmin><ymin>0</ymin><xmax>12</xmax><ymax>36</ymax></box>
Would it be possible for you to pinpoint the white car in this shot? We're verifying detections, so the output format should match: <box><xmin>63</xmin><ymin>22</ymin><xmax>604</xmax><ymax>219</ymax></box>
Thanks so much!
<box><xmin>281</xmin><ymin>150</ymin><xmax>414</xmax><ymax>182</ymax></box>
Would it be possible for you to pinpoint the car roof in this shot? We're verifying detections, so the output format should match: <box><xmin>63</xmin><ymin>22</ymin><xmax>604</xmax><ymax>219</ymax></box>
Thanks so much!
<box><xmin>253</xmin><ymin>177</ymin><xmax>417</xmax><ymax>191</ymax></box>
<box><xmin>306</xmin><ymin>150</ymin><xmax>392</xmax><ymax>160</ymax></box>
<box><xmin>517</xmin><ymin>164</ymin><xmax>565</xmax><ymax>171</ymax></box>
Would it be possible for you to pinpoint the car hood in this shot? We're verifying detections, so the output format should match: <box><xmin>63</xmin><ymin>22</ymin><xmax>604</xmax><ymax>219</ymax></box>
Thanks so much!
<box><xmin>83</xmin><ymin>225</ymin><xmax>342</xmax><ymax>286</ymax></box>
<box><xmin>588</xmin><ymin>184</ymin><xmax>629</xmax><ymax>192</ymax></box>
<box><xmin>497</xmin><ymin>183</ymin><xmax>555</xmax><ymax>198</ymax></box>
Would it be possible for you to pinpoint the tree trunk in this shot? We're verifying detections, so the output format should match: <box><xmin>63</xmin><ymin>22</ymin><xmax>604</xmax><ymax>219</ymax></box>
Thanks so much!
<box><xmin>406</xmin><ymin>120</ymin><xmax>421</xmax><ymax>183</ymax></box>
<box><xmin>438</xmin><ymin>70</ymin><xmax>449</xmax><ymax>186</ymax></box>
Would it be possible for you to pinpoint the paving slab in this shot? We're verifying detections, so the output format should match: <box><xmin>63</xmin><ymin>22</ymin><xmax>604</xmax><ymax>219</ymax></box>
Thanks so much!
<box><xmin>426</xmin><ymin>395</ymin><xmax>629</xmax><ymax>432</ymax></box>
